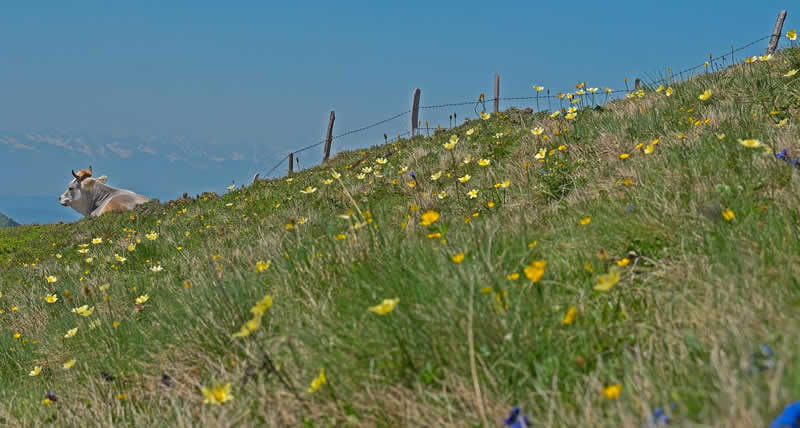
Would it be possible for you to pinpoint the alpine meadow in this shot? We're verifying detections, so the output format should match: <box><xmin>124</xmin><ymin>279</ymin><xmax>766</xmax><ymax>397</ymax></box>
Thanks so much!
<box><xmin>2</xmin><ymin>37</ymin><xmax>800</xmax><ymax>428</ymax></box>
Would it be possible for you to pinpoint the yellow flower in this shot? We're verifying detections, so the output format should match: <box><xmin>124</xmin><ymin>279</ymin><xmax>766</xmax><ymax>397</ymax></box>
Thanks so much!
<box><xmin>506</xmin><ymin>272</ymin><xmax>519</xmax><ymax>281</ymax></box>
<box><xmin>437</xmin><ymin>191</ymin><xmax>447</xmax><ymax>199</ymax></box>
<box><xmin>114</xmin><ymin>254</ymin><xmax>127</xmax><ymax>263</ymax></box>
<box><xmin>331</xmin><ymin>171</ymin><xmax>341</xmax><ymax>179</ymax></box>
<box><xmin>369</xmin><ymin>298</ymin><xmax>399</xmax><ymax>315</ymax></box>
<box><xmin>202</xmin><ymin>383</ymin><xmax>234</xmax><ymax>405</ymax></box>
<box><xmin>788</xmin><ymin>29</ymin><xmax>797</xmax><ymax>40</ymax></box>
<box><xmin>255</xmin><ymin>260</ymin><xmax>271</xmax><ymax>272</ymax></box>
<box><xmin>46</xmin><ymin>275</ymin><xmax>57</xmax><ymax>284</ymax></box>
<box><xmin>150</xmin><ymin>265</ymin><xmax>163</xmax><ymax>273</ymax></box>
<box><xmin>665</xmin><ymin>87</ymin><xmax>674</xmax><ymax>97</ymax></box>
<box><xmin>135</xmin><ymin>294</ymin><xmax>149</xmax><ymax>304</ymax></box>
<box><xmin>722</xmin><ymin>209</ymin><xmax>735</xmax><ymax>221</ymax></box>
<box><xmin>91</xmin><ymin>237</ymin><xmax>103</xmax><ymax>245</ymax></box>
<box><xmin>531</xmin><ymin>127</ymin><xmax>544</xmax><ymax>136</ymax></box>
<box><xmin>63</xmin><ymin>359</ymin><xmax>76</xmax><ymax>370</ymax></box>
<box><xmin>745</xmin><ymin>55</ymin><xmax>757</xmax><ymax>64</ymax></box>
<box><xmin>467</xmin><ymin>189</ymin><xmax>479</xmax><ymax>199</ymax></box>
<box><xmin>594</xmin><ymin>267</ymin><xmax>621</xmax><ymax>291</ymax></box>
<box><xmin>356</xmin><ymin>173</ymin><xmax>366</xmax><ymax>180</ymax></box>
<box><xmin>580</xmin><ymin>217</ymin><xmax>591</xmax><ymax>226</ymax></box>
<box><xmin>321</xmin><ymin>179</ymin><xmax>333</xmax><ymax>185</ymax></box>
<box><xmin>466</xmin><ymin>128</ymin><xmax>475</xmax><ymax>136</ymax></box>
<box><xmin>300</xmin><ymin>186</ymin><xmax>317</xmax><ymax>194</ymax></box>
<box><xmin>777</xmin><ymin>118</ymin><xmax>789</xmax><ymax>127</ymax></box>
<box><xmin>534</xmin><ymin>148</ymin><xmax>546</xmax><ymax>160</ymax></box>
<box><xmin>784</xmin><ymin>69</ymin><xmax>798</xmax><ymax>77</ymax></box>
<box><xmin>562</xmin><ymin>306</ymin><xmax>577</xmax><ymax>325</ymax></box>
<box><xmin>420</xmin><ymin>210</ymin><xmax>440</xmax><ymax>226</ymax></box>
<box><xmin>478</xmin><ymin>158</ymin><xmax>491</xmax><ymax>167</ymax></box>
<box><xmin>45</xmin><ymin>294</ymin><xmax>58</xmax><ymax>304</ymax></box>
<box><xmin>644</xmin><ymin>144</ymin><xmax>655</xmax><ymax>154</ymax></box>
<box><xmin>71</xmin><ymin>305</ymin><xmax>94</xmax><ymax>317</ymax></box>
<box><xmin>85</xmin><ymin>257</ymin><xmax>94</xmax><ymax>264</ymax></box>
<box><xmin>480</xmin><ymin>112</ymin><xmax>491</xmax><ymax>120</ymax></box>
<box><xmin>375</xmin><ymin>157</ymin><xmax>388</xmax><ymax>165</ymax></box>
<box><xmin>549</xmin><ymin>111</ymin><xmax>560</xmax><ymax>119</ymax></box>
<box><xmin>29</xmin><ymin>366</ymin><xmax>42</xmax><ymax>377</ymax></box>
<box><xmin>759</xmin><ymin>54</ymin><xmax>773</xmax><ymax>62</ymax></box>
<box><xmin>602</xmin><ymin>384</ymin><xmax>623</xmax><ymax>400</ymax></box>
<box><xmin>451</xmin><ymin>252</ymin><xmax>465</xmax><ymax>264</ymax></box>
<box><xmin>698</xmin><ymin>89</ymin><xmax>712</xmax><ymax>101</ymax></box>
<box><xmin>619</xmin><ymin>153</ymin><xmax>630</xmax><ymax>159</ymax></box>
<box><xmin>616</xmin><ymin>258</ymin><xmax>630</xmax><ymax>267</ymax></box>
<box><xmin>145</xmin><ymin>232</ymin><xmax>158</xmax><ymax>241</ymax></box>
<box><xmin>533</xmin><ymin>85</ymin><xmax>544</xmax><ymax>91</ymax></box>
<box><xmin>127</xmin><ymin>243</ymin><xmax>136</xmax><ymax>251</ymax></box>
<box><xmin>565</xmin><ymin>112</ymin><xmax>577</xmax><ymax>120</ymax></box>
<box><xmin>64</xmin><ymin>327</ymin><xmax>78</xmax><ymax>338</ymax></box>
<box><xmin>458</xmin><ymin>174</ymin><xmax>471</xmax><ymax>183</ymax></box>
<box><xmin>523</xmin><ymin>260</ymin><xmax>547</xmax><ymax>283</ymax></box>
<box><xmin>443</xmin><ymin>142</ymin><xmax>456</xmax><ymax>150</ymax></box>
<box><xmin>430</xmin><ymin>171</ymin><xmax>442</xmax><ymax>181</ymax></box>
<box><xmin>78</xmin><ymin>248</ymin><xmax>89</xmax><ymax>254</ymax></box>
<box><xmin>307</xmin><ymin>369</ymin><xmax>326</xmax><ymax>393</ymax></box>
<box><xmin>13</xmin><ymin>332</ymin><xmax>21</xmax><ymax>339</ymax></box>
<box><xmin>738</xmin><ymin>139</ymin><xmax>762</xmax><ymax>148</ymax></box>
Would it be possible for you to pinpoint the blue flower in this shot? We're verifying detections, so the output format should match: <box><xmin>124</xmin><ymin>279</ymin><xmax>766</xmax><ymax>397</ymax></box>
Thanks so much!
<box><xmin>776</xmin><ymin>148</ymin><xmax>788</xmax><ymax>161</ymax></box>
<box><xmin>408</xmin><ymin>171</ymin><xmax>417</xmax><ymax>181</ymax></box>
<box><xmin>504</xmin><ymin>406</ymin><xmax>530</xmax><ymax>428</ymax></box>
<box><xmin>626</xmin><ymin>205</ymin><xmax>635</xmax><ymax>214</ymax></box>
<box><xmin>648</xmin><ymin>407</ymin><xmax>670</xmax><ymax>426</ymax></box>
<box><xmin>771</xmin><ymin>401</ymin><xmax>800</xmax><ymax>428</ymax></box>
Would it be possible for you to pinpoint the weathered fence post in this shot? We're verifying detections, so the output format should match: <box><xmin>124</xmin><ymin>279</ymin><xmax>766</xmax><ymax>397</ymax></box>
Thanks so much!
<box><xmin>634</xmin><ymin>78</ymin><xmax>641</xmax><ymax>90</ymax></box>
<box><xmin>410</xmin><ymin>88</ymin><xmax>421</xmax><ymax>137</ymax></box>
<box><xmin>494</xmin><ymin>73</ymin><xmax>500</xmax><ymax>114</ymax></box>
<box><xmin>323</xmin><ymin>111</ymin><xmax>335</xmax><ymax>161</ymax></box>
<box><xmin>288</xmin><ymin>153</ymin><xmax>294</xmax><ymax>174</ymax></box>
<box><xmin>767</xmin><ymin>10</ymin><xmax>787</xmax><ymax>54</ymax></box>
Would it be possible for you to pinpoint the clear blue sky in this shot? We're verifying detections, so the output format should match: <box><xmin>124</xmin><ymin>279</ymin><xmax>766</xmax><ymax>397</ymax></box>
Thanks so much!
<box><xmin>0</xmin><ymin>1</ymin><xmax>794</xmax><ymax>222</ymax></box>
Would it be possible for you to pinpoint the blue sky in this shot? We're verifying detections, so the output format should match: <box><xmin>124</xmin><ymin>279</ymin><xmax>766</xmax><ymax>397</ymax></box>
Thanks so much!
<box><xmin>0</xmin><ymin>1</ymin><xmax>794</xmax><ymax>223</ymax></box>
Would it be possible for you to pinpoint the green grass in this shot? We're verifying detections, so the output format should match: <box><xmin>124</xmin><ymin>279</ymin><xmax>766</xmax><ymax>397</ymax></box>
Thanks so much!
<box><xmin>1</xmin><ymin>48</ymin><xmax>800</xmax><ymax>427</ymax></box>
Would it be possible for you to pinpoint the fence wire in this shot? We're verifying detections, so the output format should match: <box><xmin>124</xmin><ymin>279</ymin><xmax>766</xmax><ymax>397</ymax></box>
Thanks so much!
<box><xmin>261</xmin><ymin>32</ymin><xmax>784</xmax><ymax>178</ymax></box>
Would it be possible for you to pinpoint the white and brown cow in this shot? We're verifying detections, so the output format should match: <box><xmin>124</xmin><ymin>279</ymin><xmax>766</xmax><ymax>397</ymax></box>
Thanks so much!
<box><xmin>59</xmin><ymin>167</ymin><xmax>150</xmax><ymax>218</ymax></box>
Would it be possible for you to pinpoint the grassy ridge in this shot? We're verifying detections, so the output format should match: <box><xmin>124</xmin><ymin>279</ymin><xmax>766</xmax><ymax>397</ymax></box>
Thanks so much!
<box><xmin>1</xmin><ymin>48</ymin><xmax>799</xmax><ymax>427</ymax></box>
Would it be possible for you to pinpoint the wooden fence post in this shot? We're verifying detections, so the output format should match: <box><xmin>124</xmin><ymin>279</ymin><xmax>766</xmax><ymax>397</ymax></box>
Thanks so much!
<box><xmin>767</xmin><ymin>10</ymin><xmax>787</xmax><ymax>54</ymax></box>
<box><xmin>323</xmin><ymin>111</ymin><xmax>335</xmax><ymax>161</ymax></box>
<box><xmin>494</xmin><ymin>73</ymin><xmax>500</xmax><ymax>114</ymax></box>
<box><xmin>410</xmin><ymin>88</ymin><xmax>421</xmax><ymax>137</ymax></box>
<box><xmin>634</xmin><ymin>78</ymin><xmax>641</xmax><ymax>90</ymax></box>
<box><xmin>288</xmin><ymin>153</ymin><xmax>294</xmax><ymax>174</ymax></box>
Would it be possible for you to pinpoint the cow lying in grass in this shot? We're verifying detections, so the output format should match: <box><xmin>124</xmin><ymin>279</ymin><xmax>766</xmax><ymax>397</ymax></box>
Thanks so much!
<box><xmin>59</xmin><ymin>167</ymin><xmax>150</xmax><ymax>218</ymax></box>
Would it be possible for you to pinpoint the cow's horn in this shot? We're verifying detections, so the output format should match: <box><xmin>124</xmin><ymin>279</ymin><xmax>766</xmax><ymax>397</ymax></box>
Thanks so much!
<box><xmin>72</xmin><ymin>170</ymin><xmax>79</xmax><ymax>179</ymax></box>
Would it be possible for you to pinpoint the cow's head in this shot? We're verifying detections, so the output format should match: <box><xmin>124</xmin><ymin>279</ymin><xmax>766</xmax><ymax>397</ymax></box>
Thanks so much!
<box><xmin>59</xmin><ymin>167</ymin><xmax>107</xmax><ymax>212</ymax></box>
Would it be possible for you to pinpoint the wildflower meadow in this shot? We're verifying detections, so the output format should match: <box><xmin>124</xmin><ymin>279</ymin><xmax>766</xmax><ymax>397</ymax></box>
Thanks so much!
<box><xmin>1</xmin><ymin>39</ymin><xmax>800</xmax><ymax>427</ymax></box>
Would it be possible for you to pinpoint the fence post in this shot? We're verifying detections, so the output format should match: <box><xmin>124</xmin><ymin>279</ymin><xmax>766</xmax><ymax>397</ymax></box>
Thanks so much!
<box><xmin>288</xmin><ymin>153</ymin><xmax>294</xmax><ymax>174</ymax></box>
<box><xmin>634</xmin><ymin>78</ymin><xmax>641</xmax><ymax>90</ymax></box>
<box><xmin>410</xmin><ymin>88</ymin><xmax>421</xmax><ymax>137</ymax></box>
<box><xmin>767</xmin><ymin>10</ymin><xmax>787</xmax><ymax>54</ymax></box>
<box><xmin>323</xmin><ymin>111</ymin><xmax>335</xmax><ymax>161</ymax></box>
<box><xmin>494</xmin><ymin>73</ymin><xmax>500</xmax><ymax>114</ymax></box>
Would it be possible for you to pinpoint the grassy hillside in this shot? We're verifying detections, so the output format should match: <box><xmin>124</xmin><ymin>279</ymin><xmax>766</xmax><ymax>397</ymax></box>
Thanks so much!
<box><xmin>0</xmin><ymin>212</ymin><xmax>18</xmax><ymax>228</ymax></box>
<box><xmin>1</xmin><ymin>48</ymin><xmax>799</xmax><ymax>427</ymax></box>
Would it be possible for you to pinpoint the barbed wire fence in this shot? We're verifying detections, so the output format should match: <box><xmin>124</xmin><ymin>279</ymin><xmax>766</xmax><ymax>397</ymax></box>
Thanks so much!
<box><xmin>258</xmin><ymin>11</ymin><xmax>791</xmax><ymax>181</ymax></box>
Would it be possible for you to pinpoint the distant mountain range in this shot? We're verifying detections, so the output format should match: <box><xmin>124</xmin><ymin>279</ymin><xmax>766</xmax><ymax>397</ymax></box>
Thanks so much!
<box><xmin>0</xmin><ymin>131</ymin><xmax>307</xmax><ymax>201</ymax></box>
<box><xmin>0</xmin><ymin>131</ymin><xmax>312</xmax><ymax>224</ymax></box>
<box><xmin>0</xmin><ymin>212</ymin><xmax>18</xmax><ymax>227</ymax></box>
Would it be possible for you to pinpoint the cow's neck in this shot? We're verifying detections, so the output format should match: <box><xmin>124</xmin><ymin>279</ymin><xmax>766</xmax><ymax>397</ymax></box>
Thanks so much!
<box><xmin>73</xmin><ymin>184</ymin><xmax>114</xmax><ymax>216</ymax></box>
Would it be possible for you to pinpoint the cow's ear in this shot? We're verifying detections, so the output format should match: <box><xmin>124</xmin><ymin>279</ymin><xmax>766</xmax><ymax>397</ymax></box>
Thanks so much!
<box><xmin>97</xmin><ymin>175</ymin><xmax>108</xmax><ymax>184</ymax></box>
<box><xmin>82</xmin><ymin>177</ymin><xmax>97</xmax><ymax>190</ymax></box>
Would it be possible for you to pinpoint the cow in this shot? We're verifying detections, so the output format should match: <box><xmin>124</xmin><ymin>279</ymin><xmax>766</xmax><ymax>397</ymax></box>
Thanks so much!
<box><xmin>59</xmin><ymin>166</ymin><xmax>150</xmax><ymax>218</ymax></box>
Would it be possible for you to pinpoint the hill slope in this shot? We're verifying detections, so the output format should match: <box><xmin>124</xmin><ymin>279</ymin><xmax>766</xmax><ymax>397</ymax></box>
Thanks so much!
<box><xmin>0</xmin><ymin>212</ymin><xmax>18</xmax><ymax>227</ymax></box>
<box><xmin>0</xmin><ymin>49</ymin><xmax>799</xmax><ymax>426</ymax></box>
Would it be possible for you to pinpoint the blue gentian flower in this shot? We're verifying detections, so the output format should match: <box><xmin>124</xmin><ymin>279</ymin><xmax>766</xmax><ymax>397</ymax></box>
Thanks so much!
<box><xmin>408</xmin><ymin>171</ymin><xmax>417</xmax><ymax>181</ymax></box>
<box><xmin>649</xmin><ymin>407</ymin><xmax>670</xmax><ymax>426</ymax></box>
<box><xmin>776</xmin><ymin>148</ymin><xmax>788</xmax><ymax>161</ymax></box>
<box><xmin>771</xmin><ymin>401</ymin><xmax>800</xmax><ymax>428</ymax></box>
<box><xmin>504</xmin><ymin>406</ymin><xmax>530</xmax><ymax>428</ymax></box>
